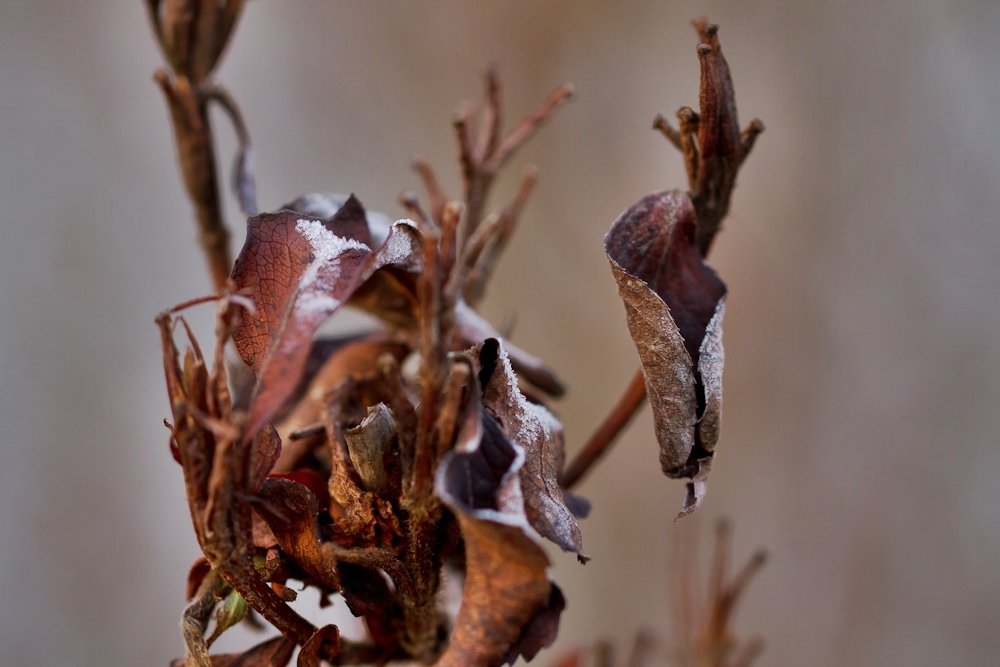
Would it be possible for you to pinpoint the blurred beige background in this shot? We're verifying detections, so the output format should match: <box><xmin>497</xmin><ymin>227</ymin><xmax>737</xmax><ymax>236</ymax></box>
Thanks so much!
<box><xmin>2</xmin><ymin>1</ymin><xmax>999</xmax><ymax>665</ymax></box>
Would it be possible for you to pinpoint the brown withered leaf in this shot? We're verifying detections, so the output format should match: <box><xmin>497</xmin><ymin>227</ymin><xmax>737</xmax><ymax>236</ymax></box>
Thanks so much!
<box><xmin>477</xmin><ymin>339</ymin><xmax>584</xmax><ymax>556</ymax></box>
<box><xmin>230</xmin><ymin>196</ymin><xmax>421</xmax><ymax>437</ymax></box>
<box><xmin>435</xmin><ymin>372</ymin><xmax>560</xmax><ymax>666</ymax></box>
<box><xmin>605</xmin><ymin>190</ymin><xmax>726</xmax><ymax>516</ymax></box>
<box><xmin>170</xmin><ymin>635</ymin><xmax>297</xmax><ymax>667</ymax></box>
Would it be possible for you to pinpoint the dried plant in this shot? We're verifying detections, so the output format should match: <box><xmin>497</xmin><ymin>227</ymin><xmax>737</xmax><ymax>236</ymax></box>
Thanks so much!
<box><xmin>552</xmin><ymin>522</ymin><xmax>767</xmax><ymax>667</ymax></box>
<box><xmin>148</xmin><ymin>5</ymin><xmax>762</xmax><ymax>666</ymax></box>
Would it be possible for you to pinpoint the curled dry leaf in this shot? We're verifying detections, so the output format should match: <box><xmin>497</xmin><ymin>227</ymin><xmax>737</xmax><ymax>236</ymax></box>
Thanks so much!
<box><xmin>605</xmin><ymin>191</ymin><xmax>725</xmax><ymax>517</ymax></box>
<box><xmin>436</xmin><ymin>360</ymin><xmax>563</xmax><ymax>666</ymax></box>
<box><xmin>230</xmin><ymin>195</ymin><xmax>422</xmax><ymax>438</ymax></box>
<box><xmin>435</xmin><ymin>390</ymin><xmax>558</xmax><ymax>667</ymax></box>
<box><xmin>477</xmin><ymin>339</ymin><xmax>585</xmax><ymax>556</ymax></box>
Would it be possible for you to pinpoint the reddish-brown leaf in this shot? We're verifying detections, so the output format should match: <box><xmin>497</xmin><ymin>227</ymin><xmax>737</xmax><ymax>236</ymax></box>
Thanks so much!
<box><xmin>230</xmin><ymin>197</ymin><xmax>421</xmax><ymax>437</ymax></box>
<box><xmin>281</xmin><ymin>192</ymin><xmax>393</xmax><ymax>246</ymax></box>
<box><xmin>605</xmin><ymin>190</ymin><xmax>726</xmax><ymax>516</ymax></box>
<box><xmin>477</xmin><ymin>339</ymin><xmax>584</xmax><ymax>556</ymax></box>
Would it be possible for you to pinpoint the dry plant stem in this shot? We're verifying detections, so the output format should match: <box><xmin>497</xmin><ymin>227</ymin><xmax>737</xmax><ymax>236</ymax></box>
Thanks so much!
<box><xmin>202</xmin><ymin>82</ymin><xmax>258</xmax><ymax>216</ymax></box>
<box><xmin>561</xmin><ymin>368</ymin><xmax>647</xmax><ymax>489</ymax></box>
<box><xmin>411</xmin><ymin>159</ymin><xmax>447</xmax><ymax>226</ymax></box>
<box><xmin>398</xmin><ymin>231</ymin><xmax>450</xmax><ymax>661</ymax></box>
<box><xmin>701</xmin><ymin>521</ymin><xmax>767</xmax><ymax>667</ymax></box>
<box><xmin>148</xmin><ymin>0</ymin><xmax>252</xmax><ymax>292</ymax></box>
<box><xmin>155</xmin><ymin>70</ymin><xmax>232</xmax><ymax>291</ymax></box>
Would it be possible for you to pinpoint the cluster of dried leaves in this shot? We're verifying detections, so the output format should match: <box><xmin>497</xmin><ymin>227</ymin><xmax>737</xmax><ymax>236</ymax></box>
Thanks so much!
<box><xmin>149</xmin><ymin>3</ymin><xmax>761</xmax><ymax>666</ymax></box>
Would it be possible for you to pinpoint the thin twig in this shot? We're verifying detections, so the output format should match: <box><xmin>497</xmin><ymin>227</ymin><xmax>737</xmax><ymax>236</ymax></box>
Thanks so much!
<box><xmin>411</xmin><ymin>158</ymin><xmax>447</xmax><ymax>225</ymax></box>
<box><xmin>486</xmin><ymin>83</ymin><xmax>574</xmax><ymax>172</ymax></box>
<box><xmin>653</xmin><ymin>113</ymin><xmax>682</xmax><ymax>150</ymax></box>
<box><xmin>561</xmin><ymin>369</ymin><xmax>647</xmax><ymax>489</ymax></box>
<box><xmin>154</xmin><ymin>69</ymin><xmax>232</xmax><ymax>292</ymax></box>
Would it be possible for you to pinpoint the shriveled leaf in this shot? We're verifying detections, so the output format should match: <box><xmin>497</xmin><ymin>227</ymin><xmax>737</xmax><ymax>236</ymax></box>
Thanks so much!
<box><xmin>664</xmin><ymin>18</ymin><xmax>762</xmax><ymax>255</ymax></box>
<box><xmin>268</xmin><ymin>470</ymin><xmax>330</xmax><ymax>511</ymax></box>
<box><xmin>170</xmin><ymin>635</ymin><xmax>297</xmax><ymax>667</ymax></box>
<box><xmin>435</xmin><ymin>376</ymin><xmax>559</xmax><ymax>667</ymax></box>
<box><xmin>298</xmin><ymin>625</ymin><xmax>340</xmax><ymax>667</ymax></box>
<box><xmin>230</xmin><ymin>196</ymin><xmax>421</xmax><ymax>437</ymax></box>
<box><xmin>477</xmin><ymin>339</ymin><xmax>584</xmax><ymax>556</ymax></box>
<box><xmin>694</xmin><ymin>19</ymin><xmax>741</xmax><ymax>174</ymax></box>
<box><xmin>437</xmin><ymin>517</ymin><xmax>554</xmax><ymax>667</ymax></box>
<box><xmin>605</xmin><ymin>190</ymin><xmax>726</xmax><ymax>515</ymax></box>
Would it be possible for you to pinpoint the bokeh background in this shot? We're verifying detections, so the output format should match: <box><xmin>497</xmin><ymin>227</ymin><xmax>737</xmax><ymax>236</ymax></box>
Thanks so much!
<box><xmin>2</xmin><ymin>1</ymin><xmax>999</xmax><ymax>665</ymax></box>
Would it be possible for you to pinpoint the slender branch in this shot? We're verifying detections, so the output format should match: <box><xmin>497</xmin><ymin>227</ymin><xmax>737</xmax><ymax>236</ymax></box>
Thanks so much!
<box><xmin>652</xmin><ymin>113</ymin><xmax>682</xmax><ymax>150</ymax></box>
<box><xmin>561</xmin><ymin>369</ymin><xmax>647</xmax><ymax>489</ymax></box>
<box><xmin>411</xmin><ymin>158</ymin><xmax>447</xmax><ymax>226</ymax></box>
<box><xmin>154</xmin><ymin>70</ymin><xmax>232</xmax><ymax>291</ymax></box>
<box><xmin>486</xmin><ymin>83</ymin><xmax>574</xmax><ymax>172</ymax></box>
